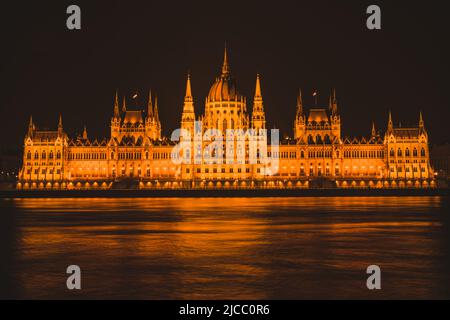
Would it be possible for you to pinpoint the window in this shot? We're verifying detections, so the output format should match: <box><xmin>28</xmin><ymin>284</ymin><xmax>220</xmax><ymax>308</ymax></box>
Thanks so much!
<box><xmin>397</xmin><ymin>149</ymin><xmax>402</xmax><ymax>157</ymax></box>
<box><xmin>27</xmin><ymin>151</ymin><xmax>31</xmax><ymax>160</ymax></box>
<box><xmin>421</xmin><ymin>148</ymin><xmax>425</xmax><ymax>157</ymax></box>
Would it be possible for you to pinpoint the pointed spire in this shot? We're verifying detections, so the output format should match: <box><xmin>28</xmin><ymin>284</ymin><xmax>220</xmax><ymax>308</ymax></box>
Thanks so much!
<box><xmin>221</xmin><ymin>43</ymin><xmax>230</xmax><ymax>77</ymax></box>
<box><xmin>371</xmin><ymin>121</ymin><xmax>376</xmax><ymax>137</ymax></box>
<box><xmin>28</xmin><ymin>115</ymin><xmax>34</xmax><ymax>136</ymax></box>
<box><xmin>387</xmin><ymin>110</ymin><xmax>393</xmax><ymax>132</ymax></box>
<box><xmin>113</xmin><ymin>90</ymin><xmax>120</xmax><ymax>117</ymax></box>
<box><xmin>147</xmin><ymin>89</ymin><xmax>153</xmax><ymax>118</ymax></box>
<box><xmin>154</xmin><ymin>94</ymin><xmax>159</xmax><ymax>122</ymax></box>
<box><xmin>419</xmin><ymin>111</ymin><xmax>424</xmax><ymax>128</ymax></box>
<box><xmin>58</xmin><ymin>114</ymin><xmax>63</xmax><ymax>135</ymax></box>
<box><xmin>185</xmin><ymin>72</ymin><xmax>193</xmax><ymax>101</ymax></box>
<box><xmin>82</xmin><ymin>125</ymin><xmax>88</xmax><ymax>140</ymax></box>
<box><xmin>254</xmin><ymin>73</ymin><xmax>262</xmax><ymax>99</ymax></box>
<box><xmin>122</xmin><ymin>96</ymin><xmax>127</xmax><ymax>113</ymax></box>
<box><xmin>181</xmin><ymin>73</ymin><xmax>195</xmax><ymax>129</ymax></box>
<box><xmin>296</xmin><ymin>89</ymin><xmax>303</xmax><ymax>117</ymax></box>
<box><xmin>330</xmin><ymin>88</ymin><xmax>338</xmax><ymax>116</ymax></box>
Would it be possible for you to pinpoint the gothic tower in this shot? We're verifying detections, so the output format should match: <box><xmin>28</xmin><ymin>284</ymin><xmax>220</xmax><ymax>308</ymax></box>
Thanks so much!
<box><xmin>294</xmin><ymin>89</ymin><xmax>305</xmax><ymax>139</ymax></box>
<box><xmin>180</xmin><ymin>73</ymin><xmax>196</xmax><ymax>138</ymax></box>
<box><xmin>251</xmin><ymin>73</ymin><xmax>266</xmax><ymax>131</ymax></box>
<box><xmin>329</xmin><ymin>88</ymin><xmax>341</xmax><ymax>139</ymax></box>
<box><xmin>111</xmin><ymin>91</ymin><xmax>121</xmax><ymax>139</ymax></box>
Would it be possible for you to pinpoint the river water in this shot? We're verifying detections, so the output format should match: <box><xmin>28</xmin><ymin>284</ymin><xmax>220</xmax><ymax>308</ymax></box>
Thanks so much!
<box><xmin>0</xmin><ymin>196</ymin><xmax>449</xmax><ymax>299</ymax></box>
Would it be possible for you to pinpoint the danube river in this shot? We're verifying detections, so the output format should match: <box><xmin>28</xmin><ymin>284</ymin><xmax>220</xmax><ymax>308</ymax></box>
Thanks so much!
<box><xmin>0</xmin><ymin>196</ymin><xmax>449</xmax><ymax>299</ymax></box>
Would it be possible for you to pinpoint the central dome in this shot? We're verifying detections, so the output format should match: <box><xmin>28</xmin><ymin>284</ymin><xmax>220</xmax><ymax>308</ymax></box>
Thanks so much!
<box><xmin>207</xmin><ymin>47</ymin><xmax>243</xmax><ymax>102</ymax></box>
<box><xmin>208</xmin><ymin>76</ymin><xmax>242</xmax><ymax>102</ymax></box>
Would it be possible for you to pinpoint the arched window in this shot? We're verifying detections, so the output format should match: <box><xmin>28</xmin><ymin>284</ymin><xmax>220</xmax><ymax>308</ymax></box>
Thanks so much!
<box><xmin>390</xmin><ymin>149</ymin><xmax>394</xmax><ymax>157</ymax></box>
<box><xmin>413</xmin><ymin>148</ymin><xmax>418</xmax><ymax>157</ymax></box>
<box><xmin>397</xmin><ymin>148</ymin><xmax>402</xmax><ymax>157</ymax></box>
<box><xmin>42</xmin><ymin>151</ymin><xmax>46</xmax><ymax>159</ymax></box>
<box><xmin>405</xmin><ymin>149</ymin><xmax>410</xmax><ymax>157</ymax></box>
<box><xmin>421</xmin><ymin>148</ymin><xmax>425</xmax><ymax>157</ymax></box>
<box><xmin>49</xmin><ymin>151</ymin><xmax>54</xmax><ymax>159</ymax></box>
<box><xmin>316</xmin><ymin>135</ymin><xmax>323</xmax><ymax>144</ymax></box>
<box><xmin>27</xmin><ymin>151</ymin><xmax>31</xmax><ymax>160</ymax></box>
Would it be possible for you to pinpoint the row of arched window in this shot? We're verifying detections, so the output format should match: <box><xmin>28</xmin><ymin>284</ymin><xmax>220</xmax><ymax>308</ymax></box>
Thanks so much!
<box><xmin>343</xmin><ymin>150</ymin><xmax>384</xmax><ymax>158</ymax></box>
<box><xmin>27</xmin><ymin>150</ymin><xmax>61</xmax><ymax>160</ymax></box>
<box><xmin>389</xmin><ymin>148</ymin><xmax>425</xmax><ymax>157</ymax></box>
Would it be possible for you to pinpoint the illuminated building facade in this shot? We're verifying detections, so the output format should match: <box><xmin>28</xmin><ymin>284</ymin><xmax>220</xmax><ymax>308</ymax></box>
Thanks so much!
<box><xmin>17</xmin><ymin>49</ymin><xmax>435</xmax><ymax>190</ymax></box>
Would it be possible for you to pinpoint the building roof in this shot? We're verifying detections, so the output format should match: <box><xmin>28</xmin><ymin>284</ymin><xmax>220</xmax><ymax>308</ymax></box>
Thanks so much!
<box><xmin>393</xmin><ymin>127</ymin><xmax>419</xmax><ymax>138</ymax></box>
<box><xmin>123</xmin><ymin>110</ymin><xmax>144</xmax><ymax>124</ymax></box>
<box><xmin>33</xmin><ymin>131</ymin><xmax>60</xmax><ymax>141</ymax></box>
<box><xmin>307</xmin><ymin>108</ymin><xmax>329</xmax><ymax>123</ymax></box>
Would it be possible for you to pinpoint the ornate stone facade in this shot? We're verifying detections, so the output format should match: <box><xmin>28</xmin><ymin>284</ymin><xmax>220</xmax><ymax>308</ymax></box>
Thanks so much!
<box><xmin>17</xmin><ymin>49</ymin><xmax>435</xmax><ymax>190</ymax></box>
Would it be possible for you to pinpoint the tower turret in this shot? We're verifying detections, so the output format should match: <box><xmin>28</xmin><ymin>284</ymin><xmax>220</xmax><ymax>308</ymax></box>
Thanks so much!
<box><xmin>251</xmin><ymin>73</ymin><xmax>266</xmax><ymax>131</ymax></box>
<box><xmin>330</xmin><ymin>88</ymin><xmax>338</xmax><ymax>116</ymax></box>
<box><xmin>28</xmin><ymin>115</ymin><xmax>34</xmax><ymax>138</ymax></box>
<box><xmin>111</xmin><ymin>91</ymin><xmax>121</xmax><ymax>139</ymax></box>
<box><xmin>82</xmin><ymin>125</ymin><xmax>88</xmax><ymax>140</ymax></box>
<box><xmin>181</xmin><ymin>73</ymin><xmax>196</xmax><ymax>138</ymax></box>
<box><xmin>387</xmin><ymin>110</ymin><xmax>393</xmax><ymax>133</ymax></box>
<box><xmin>113</xmin><ymin>90</ymin><xmax>120</xmax><ymax>118</ymax></box>
<box><xmin>58</xmin><ymin>114</ymin><xmax>63</xmax><ymax>136</ymax></box>
<box><xmin>371</xmin><ymin>121</ymin><xmax>376</xmax><ymax>137</ymax></box>
<box><xmin>122</xmin><ymin>96</ymin><xmax>127</xmax><ymax>113</ymax></box>
<box><xmin>294</xmin><ymin>89</ymin><xmax>305</xmax><ymax>140</ymax></box>
<box><xmin>147</xmin><ymin>90</ymin><xmax>153</xmax><ymax>119</ymax></box>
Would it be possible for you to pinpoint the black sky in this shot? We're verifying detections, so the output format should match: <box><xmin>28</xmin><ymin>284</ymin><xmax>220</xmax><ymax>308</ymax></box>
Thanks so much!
<box><xmin>1</xmin><ymin>0</ymin><xmax>449</xmax><ymax>147</ymax></box>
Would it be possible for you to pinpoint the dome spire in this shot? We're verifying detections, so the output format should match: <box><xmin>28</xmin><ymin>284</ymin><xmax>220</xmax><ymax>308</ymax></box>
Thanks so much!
<box><xmin>221</xmin><ymin>43</ymin><xmax>230</xmax><ymax>77</ymax></box>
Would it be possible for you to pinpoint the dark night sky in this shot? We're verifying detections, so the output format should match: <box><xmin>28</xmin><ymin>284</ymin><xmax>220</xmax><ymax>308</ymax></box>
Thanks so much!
<box><xmin>1</xmin><ymin>0</ymin><xmax>449</xmax><ymax>148</ymax></box>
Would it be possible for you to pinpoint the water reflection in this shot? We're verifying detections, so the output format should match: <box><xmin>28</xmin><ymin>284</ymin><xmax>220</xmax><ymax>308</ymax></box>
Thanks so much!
<box><xmin>1</xmin><ymin>196</ymin><xmax>449</xmax><ymax>299</ymax></box>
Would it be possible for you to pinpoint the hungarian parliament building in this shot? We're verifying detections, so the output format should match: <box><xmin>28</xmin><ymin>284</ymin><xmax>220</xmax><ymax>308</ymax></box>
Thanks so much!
<box><xmin>17</xmin><ymin>49</ymin><xmax>435</xmax><ymax>190</ymax></box>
